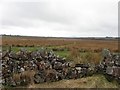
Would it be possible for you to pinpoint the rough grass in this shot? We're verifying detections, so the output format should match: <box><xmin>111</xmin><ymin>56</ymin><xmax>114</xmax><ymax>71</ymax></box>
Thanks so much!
<box><xmin>27</xmin><ymin>74</ymin><xmax>120</xmax><ymax>88</ymax></box>
<box><xmin>67</xmin><ymin>49</ymin><xmax>102</xmax><ymax>64</ymax></box>
<box><xmin>4</xmin><ymin>75</ymin><xmax>118</xmax><ymax>89</ymax></box>
<box><xmin>2</xmin><ymin>35</ymin><xmax>119</xmax><ymax>52</ymax></box>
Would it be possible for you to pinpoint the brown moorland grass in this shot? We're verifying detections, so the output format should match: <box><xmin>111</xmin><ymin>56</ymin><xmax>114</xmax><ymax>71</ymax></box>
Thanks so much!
<box><xmin>2</xmin><ymin>75</ymin><xmax>120</xmax><ymax>88</ymax></box>
<box><xmin>27</xmin><ymin>75</ymin><xmax>119</xmax><ymax>88</ymax></box>
<box><xmin>2</xmin><ymin>36</ymin><xmax>119</xmax><ymax>52</ymax></box>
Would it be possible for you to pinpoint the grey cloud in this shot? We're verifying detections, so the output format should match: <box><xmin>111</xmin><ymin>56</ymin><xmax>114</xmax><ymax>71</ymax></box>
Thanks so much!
<box><xmin>1</xmin><ymin>2</ymin><xmax>71</xmax><ymax>28</ymax></box>
<box><xmin>0</xmin><ymin>0</ymin><xmax>118</xmax><ymax>37</ymax></box>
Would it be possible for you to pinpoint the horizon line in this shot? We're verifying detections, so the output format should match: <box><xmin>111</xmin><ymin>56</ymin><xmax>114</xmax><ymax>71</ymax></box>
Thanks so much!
<box><xmin>0</xmin><ymin>34</ymin><xmax>119</xmax><ymax>38</ymax></box>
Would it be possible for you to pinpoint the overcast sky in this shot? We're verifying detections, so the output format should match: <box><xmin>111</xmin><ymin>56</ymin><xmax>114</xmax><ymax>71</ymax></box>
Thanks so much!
<box><xmin>0</xmin><ymin>0</ymin><xmax>119</xmax><ymax>37</ymax></box>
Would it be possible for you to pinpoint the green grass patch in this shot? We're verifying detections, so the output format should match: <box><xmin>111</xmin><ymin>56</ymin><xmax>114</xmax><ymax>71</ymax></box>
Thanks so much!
<box><xmin>54</xmin><ymin>51</ymin><xmax>70</xmax><ymax>58</ymax></box>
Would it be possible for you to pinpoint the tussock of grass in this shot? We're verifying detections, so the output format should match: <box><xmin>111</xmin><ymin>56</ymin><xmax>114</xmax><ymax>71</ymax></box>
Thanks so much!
<box><xmin>68</xmin><ymin>49</ymin><xmax>102</xmax><ymax>64</ymax></box>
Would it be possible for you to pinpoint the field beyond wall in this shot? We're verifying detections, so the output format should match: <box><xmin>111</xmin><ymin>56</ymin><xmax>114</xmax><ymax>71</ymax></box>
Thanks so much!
<box><xmin>2</xmin><ymin>35</ymin><xmax>119</xmax><ymax>52</ymax></box>
<box><xmin>2</xmin><ymin>35</ymin><xmax>119</xmax><ymax>64</ymax></box>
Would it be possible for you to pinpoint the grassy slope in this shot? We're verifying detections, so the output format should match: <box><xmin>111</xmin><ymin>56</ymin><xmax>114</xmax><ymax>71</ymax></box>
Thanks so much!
<box><xmin>28</xmin><ymin>75</ymin><xmax>120</xmax><ymax>88</ymax></box>
<box><xmin>2</xmin><ymin>74</ymin><xmax>120</xmax><ymax>89</ymax></box>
